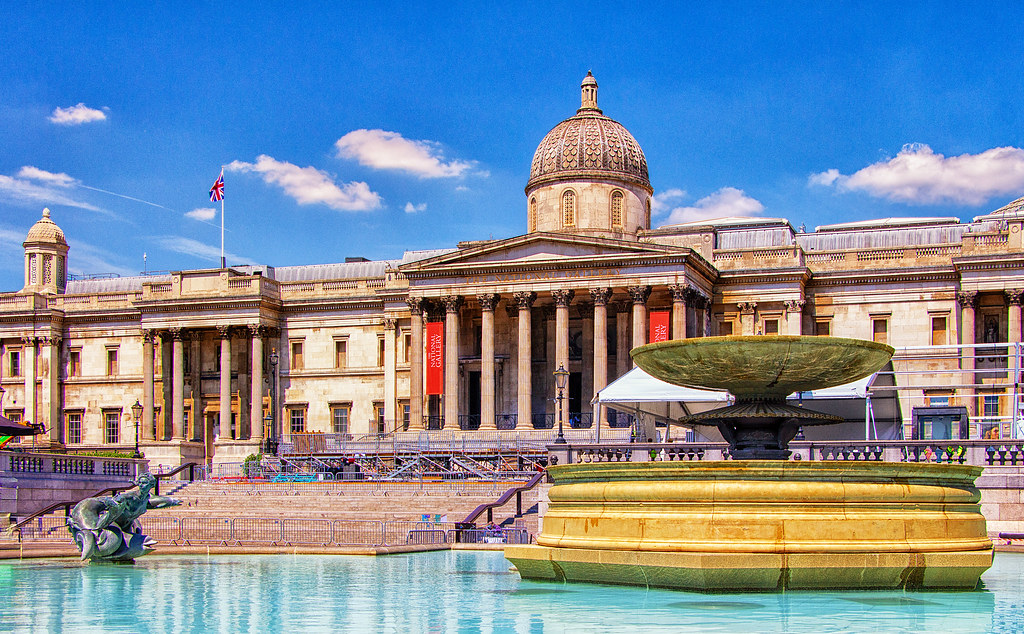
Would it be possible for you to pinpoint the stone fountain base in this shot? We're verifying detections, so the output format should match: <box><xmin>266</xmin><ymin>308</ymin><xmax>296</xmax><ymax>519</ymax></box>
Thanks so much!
<box><xmin>506</xmin><ymin>461</ymin><xmax>993</xmax><ymax>591</ymax></box>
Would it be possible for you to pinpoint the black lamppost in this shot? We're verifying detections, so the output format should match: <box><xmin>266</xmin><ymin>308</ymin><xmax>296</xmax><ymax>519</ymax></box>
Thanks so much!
<box><xmin>266</xmin><ymin>349</ymin><xmax>279</xmax><ymax>453</ymax></box>
<box><xmin>553</xmin><ymin>364</ymin><xmax>569</xmax><ymax>444</ymax></box>
<box><xmin>131</xmin><ymin>399</ymin><xmax>143</xmax><ymax>458</ymax></box>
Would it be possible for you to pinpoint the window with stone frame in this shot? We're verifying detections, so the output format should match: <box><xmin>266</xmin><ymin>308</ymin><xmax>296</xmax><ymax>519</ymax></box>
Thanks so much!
<box><xmin>66</xmin><ymin>411</ymin><xmax>83</xmax><ymax>444</ymax></box>
<box><xmin>611</xmin><ymin>190</ymin><xmax>624</xmax><ymax>228</ymax></box>
<box><xmin>104</xmin><ymin>410</ymin><xmax>121</xmax><ymax>444</ymax></box>
<box><xmin>872</xmin><ymin>318</ymin><xmax>888</xmax><ymax>344</ymax></box>
<box><xmin>290</xmin><ymin>340</ymin><xmax>304</xmax><ymax>370</ymax></box>
<box><xmin>403</xmin><ymin>333</ymin><xmax>411</xmax><ymax>364</ymax></box>
<box><xmin>374</xmin><ymin>403</ymin><xmax>385</xmax><ymax>434</ymax></box>
<box><xmin>9</xmin><ymin>349</ymin><xmax>21</xmax><ymax>377</ymax></box>
<box><xmin>42</xmin><ymin>255</ymin><xmax>52</xmax><ymax>285</ymax></box>
<box><xmin>529</xmin><ymin>197</ymin><xmax>537</xmax><ymax>231</ymax></box>
<box><xmin>331</xmin><ymin>404</ymin><xmax>350</xmax><ymax>435</ymax></box>
<box><xmin>815</xmin><ymin>319</ymin><xmax>831</xmax><ymax>336</ymax></box>
<box><xmin>562</xmin><ymin>190</ymin><xmax>576</xmax><ymax>227</ymax></box>
<box><xmin>5</xmin><ymin>410</ymin><xmax>23</xmax><ymax>424</ymax></box>
<box><xmin>763</xmin><ymin>319</ymin><xmax>779</xmax><ymax>335</ymax></box>
<box><xmin>931</xmin><ymin>316</ymin><xmax>948</xmax><ymax>346</ymax></box>
<box><xmin>68</xmin><ymin>348</ymin><xmax>81</xmax><ymax>377</ymax></box>
<box><xmin>334</xmin><ymin>338</ymin><xmax>347</xmax><ymax>369</ymax></box>
<box><xmin>718</xmin><ymin>321</ymin><xmax>734</xmax><ymax>336</ymax></box>
<box><xmin>289</xmin><ymin>407</ymin><xmax>306</xmax><ymax>434</ymax></box>
<box><xmin>401</xmin><ymin>401</ymin><xmax>410</xmax><ymax>431</ymax></box>
<box><xmin>106</xmin><ymin>347</ymin><xmax>119</xmax><ymax>376</ymax></box>
<box><xmin>377</xmin><ymin>337</ymin><xmax>386</xmax><ymax>367</ymax></box>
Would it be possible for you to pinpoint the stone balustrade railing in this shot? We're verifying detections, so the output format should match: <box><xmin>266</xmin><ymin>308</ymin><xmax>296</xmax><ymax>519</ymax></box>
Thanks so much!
<box><xmin>1</xmin><ymin>451</ymin><xmax>142</xmax><ymax>479</ymax></box>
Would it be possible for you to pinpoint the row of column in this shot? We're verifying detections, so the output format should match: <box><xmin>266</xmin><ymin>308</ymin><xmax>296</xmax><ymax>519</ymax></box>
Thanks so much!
<box><xmin>735</xmin><ymin>300</ymin><xmax>805</xmax><ymax>335</ymax></box>
<box><xmin>12</xmin><ymin>335</ymin><xmax>60</xmax><ymax>445</ymax></box>
<box><xmin>404</xmin><ymin>284</ymin><xmax>711</xmax><ymax>430</ymax></box>
<box><xmin>140</xmin><ymin>325</ymin><xmax>268</xmax><ymax>444</ymax></box>
<box><xmin>957</xmin><ymin>290</ymin><xmax>1024</xmax><ymax>417</ymax></box>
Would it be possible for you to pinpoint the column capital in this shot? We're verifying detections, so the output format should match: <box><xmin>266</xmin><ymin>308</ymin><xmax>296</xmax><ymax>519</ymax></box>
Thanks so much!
<box><xmin>441</xmin><ymin>295</ymin><xmax>463</xmax><ymax>314</ymax></box>
<box><xmin>667</xmin><ymin>284</ymin><xmax>689</xmax><ymax>303</ymax></box>
<box><xmin>477</xmin><ymin>293</ymin><xmax>500</xmax><ymax>312</ymax></box>
<box><xmin>1007</xmin><ymin>289</ymin><xmax>1024</xmax><ymax>306</ymax></box>
<box><xmin>783</xmin><ymin>299</ymin><xmax>805</xmax><ymax>314</ymax></box>
<box><xmin>737</xmin><ymin>301</ymin><xmax>757</xmax><ymax>314</ymax></box>
<box><xmin>141</xmin><ymin>329</ymin><xmax>156</xmax><ymax>344</ymax></box>
<box><xmin>248</xmin><ymin>324</ymin><xmax>265</xmax><ymax>338</ymax></box>
<box><xmin>216</xmin><ymin>325</ymin><xmax>232</xmax><ymax>340</ymax></box>
<box><xmin>957</xmin><ymin>291</ymin><xmax>978</xmax><ymax>308</ymax></box>
<box><xmin>590</xmin><ymin>287</ymin><xmax>613</xmax><ymax>306</ymax></box>
<box><xmin>169</xmin><ymin>327</ymin><xmax>184</xmax><ymax>342</ymax></box>
<box><xmin>186</xmin><ymin>330</ymin><xmax>203</xmax><ymax>343</ymax></box>
<box><xmin>504</xmin><ymin>302</ymin><xmax>519</xmax><ymax>320</ymax></box>
<box><xmin>405</xmin><ymin>296</ymin><xmax>423</xmax><ymax>313</ymax></box>
<box><xmin>513</xmin><ymin>291</ymin><xmax>537</xmax><ymax>310</ymax></box>
<box><xmin>383</xmin><ymin>317</ymin><xmax>398</xmax><ymax>331</ymax></box>
<box><xmin>20</xmin><ymin>336</ymin><xmax>36</xmax><ymax>346</ymax></box>
<box><xmin>691</xmin><ymin>290</ymin><xmax>710</xmax><ymax>310</ymax></box>
<box><xmin>551</xmin><ymin>289</ymin><xmax>575</xmax><ymax>307</ymax></box>
<box><xmin>627</xmin><ymin>285</ymin><xmax>651</xmax><ymax>306</ymax></box>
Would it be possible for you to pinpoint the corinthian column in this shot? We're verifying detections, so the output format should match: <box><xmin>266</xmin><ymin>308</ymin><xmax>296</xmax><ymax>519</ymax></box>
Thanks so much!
<box><xmin>958</xmin><ymin>291</ymin><xmax>977</xmax><ymax>419</ymax></box>
<box><xmin>552</xmin><ymin>289</ymin><xmax>575</xmax><ymax>423</ymax></box>
<box><xmin>442</xmin><ymin>295</ymin><xmax>463</xmax><ymax>429</ymax></box>
<box><xmin>478</xmin><ymin>293</ymin><xmax>500</xmax><ymax>430</ymax></box>
<box><xmin>21</xmin><ymin>337</ymin><xmax>36</xmax><ymax>431</ymax></box>
<box><xmin>250</xmin><ymin>325</ymin><xmax>264</xmax><ymax>443</ymax></box>
<box><xmin>217</xmin><ymin>325</ymin><xmax>232</xmax><ymax>441</ymax></box>
<box><xmin>668</xmin><ymin>284</ymin><xmax>689</xmax><ymax>340</ymax></box>
<box><xmin>406</xmin><ymin>298</ymin><xmax>424</xmax><ymax>430</ymax></box>
<box><xmin>738</xmin><ymin>302</ymin><xmax>757</xmax><ymax>335</ymax></box>
<box><xmin>628</xmin><ymin>285</ymin><xmax>651</xmax><ymax>365</ymax></box>
<box><xmin>784</xmin><ymin>299</ymin><xmax>806</xmax><ymax>335</ymax></box>
<box><xmin>514</xmin><ymin>291</ymin><xmax>536</xmax><ymax>429</ymax></box>
<box><xmin>170</xmin><ymin>328</ymin><xmax>185</xmax><ymax>440</ymax></box>
<box><xmin>590</xmin><ymin>288</ymin><xmax>612</xmax><ymax>396</ymax></box>
<box><xmin>1007</xmin><ymin>290</ymin><xmax>1023</xmax><ymax>344</ymax></box>
<box><xmin>142</xmin><ymin>330</ymin><xmax>155</xmax><ymax>441</ymax></box>
<box><xmin>383</xmin><ymin>318</ymin><xmax>397</xmax><ymax>431</ymax></box>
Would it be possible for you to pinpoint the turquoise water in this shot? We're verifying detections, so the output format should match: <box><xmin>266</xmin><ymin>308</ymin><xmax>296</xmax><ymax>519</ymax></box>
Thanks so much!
<box><xmin>1</xmin><ymin>551</ymin><xmax>1023</xmax><ymax>632</ymax></box>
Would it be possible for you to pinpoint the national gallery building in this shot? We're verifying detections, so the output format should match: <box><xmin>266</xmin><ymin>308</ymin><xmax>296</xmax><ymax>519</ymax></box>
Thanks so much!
<box><xmin>2</xmin><ymin>73</ymin><xmax>1024</xmax><ymax>466</ymax></box>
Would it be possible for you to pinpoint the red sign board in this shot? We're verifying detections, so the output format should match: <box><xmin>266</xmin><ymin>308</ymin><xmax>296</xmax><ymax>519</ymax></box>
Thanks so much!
<box><xmin>649</xmin><ymin>310</ymin><xmax>671</xmax><ymax>343</ymax></box>
<box><xmin>425</xmin><ymin>321</ymin><xmax>444</xmax><ymax>395</ymax></box>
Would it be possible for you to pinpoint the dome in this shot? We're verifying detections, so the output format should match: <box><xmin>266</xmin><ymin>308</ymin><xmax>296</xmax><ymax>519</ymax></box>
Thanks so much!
<box><xmin>24</xmin><ymin>208</ymin><xmax>67</xmax><ymax>246</ymax></box>
<box><xmin>526</xmin><ymin>72</ymin><xmax>651</xmax><ymax>193</ymax></box>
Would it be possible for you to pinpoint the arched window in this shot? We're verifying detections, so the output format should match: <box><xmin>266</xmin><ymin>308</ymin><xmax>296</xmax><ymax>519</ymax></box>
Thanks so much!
<box><xmin>611</xmin><ymin>190</ymin><xmax>624</xmax><ymax>228</ymax></box>
<box><xmin>562</xmin><ymin>190</ymin><xmax>576</xmax><ymax>227</ymax></box>
<box><xmin>529</xmin><ymin>197</ymin><xmax>537</xmax><ymax>232</ymax></box>
<box><xmin>645</xmin><ymin>198</ymin><xmax>652</xmax><ymax>229</ymax></box>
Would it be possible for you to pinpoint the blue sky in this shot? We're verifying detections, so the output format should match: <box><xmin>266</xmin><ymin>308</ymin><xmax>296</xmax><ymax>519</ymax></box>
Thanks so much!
<box><xmin>3</xmin><ymin>3</ymin><xmax>1024</xmax><ymax>290</ymax></box>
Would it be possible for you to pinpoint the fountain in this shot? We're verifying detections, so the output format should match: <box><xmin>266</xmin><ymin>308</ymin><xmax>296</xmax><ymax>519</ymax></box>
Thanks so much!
<box><xmin>505</xmin><ymin>336</ymin><xmax>993</xmax><ymax>590</ymax></box>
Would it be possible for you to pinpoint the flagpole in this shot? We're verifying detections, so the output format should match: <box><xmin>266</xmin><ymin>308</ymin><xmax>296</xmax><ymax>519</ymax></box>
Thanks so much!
<box><xmin>219</xmin><ymin>168</ymin><xmax>225</xmax><ymax>269</ymax></box>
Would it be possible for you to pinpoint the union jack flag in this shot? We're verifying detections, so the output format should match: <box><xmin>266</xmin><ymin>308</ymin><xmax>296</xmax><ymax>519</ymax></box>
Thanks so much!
<box><xmin>209</xmin><ymin>172</ymin><xmax>224</xmax><ymax>202</ymax></box>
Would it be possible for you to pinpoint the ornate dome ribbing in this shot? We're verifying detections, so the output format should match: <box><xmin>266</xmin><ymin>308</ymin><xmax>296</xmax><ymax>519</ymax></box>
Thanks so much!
<box><xmin>526</xmin><ymin>72</ymin><xmax>651</xmax><ymax>193</ymax></box>
<box><xmin>24</xmin><ymin>208</ymin><xmax>67</xmax><ymax>246</ymax></box>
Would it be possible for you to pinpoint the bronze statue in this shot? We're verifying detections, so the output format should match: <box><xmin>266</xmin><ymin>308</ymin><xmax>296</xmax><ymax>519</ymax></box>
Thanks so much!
<box><xmin>66</xmin><ymin>472</ymin><xmax>180</xmax><ymax>562</ymax></box>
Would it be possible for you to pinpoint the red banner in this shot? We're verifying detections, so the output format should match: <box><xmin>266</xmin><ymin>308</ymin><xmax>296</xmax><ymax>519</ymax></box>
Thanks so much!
<box><xmin>649</xmin><ymin>310</ymin><xmax>671</xmax><ymax>343</ymax></box>
<box><xmin>425</xmin><ymin>321</ymin><xmax>444</xmax><ymax>395</ymax></box>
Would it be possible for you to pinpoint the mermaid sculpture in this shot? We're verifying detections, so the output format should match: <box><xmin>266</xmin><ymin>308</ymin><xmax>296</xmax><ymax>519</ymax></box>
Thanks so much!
<box><xmin>66</xmin><ymin>472</ymin><xmax>181</xmax><ymax>562</ymax></box>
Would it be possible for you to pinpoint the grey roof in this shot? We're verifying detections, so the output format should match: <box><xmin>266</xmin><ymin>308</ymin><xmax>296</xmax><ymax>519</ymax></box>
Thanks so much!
<box><xmin>65</xmin><ymin>275</ymin><xmax>170</xmax><ymax>294</ymax></box>
<box><xmin>399</xmin><ymin>248</ymin><xmax>458</xmax><ymax>265</ymax></box>
<box><xmin>273</xmin><ymin>260</ymin><xmax>401</xmax><ymax>282</ymax></box>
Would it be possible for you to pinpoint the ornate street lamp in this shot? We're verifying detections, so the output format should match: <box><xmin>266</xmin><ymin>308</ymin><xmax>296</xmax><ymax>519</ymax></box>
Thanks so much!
<box><xmin>553</xmin><ymin>364</ymin><xmax>569</xmax><ymax>445</ymax></box>
<box><xmin>131</xmin><ymin>399</ymin><xmax>143</xmax><ymax>458</ymax></box>
<box><xmin>267</xmin><ymin>349</ymin><xmax>279</xmax><ymax>452</ymax></box>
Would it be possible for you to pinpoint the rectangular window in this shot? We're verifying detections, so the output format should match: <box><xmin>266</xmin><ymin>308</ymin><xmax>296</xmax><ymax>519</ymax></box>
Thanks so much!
<box><xmin>403</xmin><ymin>334</ymin><xmax>411</xmax><ymax>364</ymax></box>
<box><xmin>331</xmin><ymin>405</ymin><xmax>350</xmax><ymax>435</ymax></box>
<box><xmin>872</xmin><ymin>319</ymin><xmax>888</xmax><ymax>344</ymax></box>
<box><xmin>68</xmin><ymin>349</ymin><xmax>81</xmax><ymax>377</ymax></box>
<box><xmin>718</xmin><ymin>321</ymin><xmax>733</xmax><ymax>336</ymax></box>
<box><xmin>9</xmin><ymin>350</ymin><xmax>21</xmax><ymax>377</ymax></box>
<box><xmin>815</xmin><ymin>320</ymin><xmax>831</xmax><ymax>337</ymax></box>
<box><xmin>5</xmin><ymin>410</ymin><xmax>23</xmax><ymax>424</ymax></box>
<box><xmin>402</xmin><ymin>403</ymin><xmax>410</xmax><ymax>431</ymax></box>
<box><xmin>66</xmin><ymin>412</ymin><xmax>82</xmax><ymax>444</ymax></box>
<box><xmin>374</xmin><ymin>403</ymin><xmax>385</xmax><ymax>434</ymax></box>
<box><xmin>763</xmin><ymin>319</ymin><xmax>779</xmax><ymax>335</ymax></box>
<box><xmin>377</xmin><ymin>337</ymin><xmax>386</xmax><ymax>367</ymax></box>
<box><xmin>931</xmin><ymin>316</ymin><xmax>947</xmax><ymax>346</ymax></box>
<box><xmin>290</xmin><ymin>341</ymin><xmax>304</xmax><ymax>370</ymax></box>
<box><xmin>290</xmin><ymin>408</ymin><xmax>305</xmax><ymax>434</ymax></box>
<box><xmin>106</xmin><ymin>348</ymin><xmax>119</xmax><ymax>376</ymax></box>
<box><xmin>984</xmin><ymin>394</ymin><xmax>1000</xmax><ymax>418</ymax></box>
<box><xmin>104</xmin><ymin>411</ymin><xmax>120</xmax><ymax>444</ymax></box>
<box><xmin>334</xmin><ymin>340</ymin><xmax>347</xmax><ymax>369</ymax></box>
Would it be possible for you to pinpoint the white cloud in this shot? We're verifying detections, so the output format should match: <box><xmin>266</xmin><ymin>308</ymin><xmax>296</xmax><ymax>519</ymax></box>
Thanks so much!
<box><xmin>155</xmin><ymin>236</ymin><xmax>249</xmax><ymax>264</ymax></box>
<box><xmin>663</xmin><ymin>187</ymin><xmax>765</xmax><ymax>225</ymax></box>
<box><xmin>404</xmin><ymin>202</ymin><xmax>427</xmax><ymax>213</ymax></box>
<box><xmin>186</xmin><ymin>207</ymin><xmax>217</xmax><ymax>221</ymax></box>
<box><xmin>809</xmin><ymin>144</ymin><xmax>1024</xmax><ymax>206</ymax></box>
<box><xmin>0</xmin><ymin>171</ymin><xmax>100</xmax><ymax>211</ymax></box>
<box><xmin>651</xmin><ymin>188</ymin><xmax>687</xmax><ymax>216</ymax></box>
<box><xmin>335</xmin><ymin>129</ymin><xmax>475</xmax><ymax>179</ymax></box>
<box><xmin>227</xmin><ymin>155</ymin><xmax>381</xmax><ymax>211</ymax></box>
<box><xmin>49</xmin><ymin>103</ymin><xmax>107</xmax><ymax>125</ymax></box>
<box><xmin>17</xmin><ymin>166</ymin><xmax>78</xmax><ymax>187</ymax></box>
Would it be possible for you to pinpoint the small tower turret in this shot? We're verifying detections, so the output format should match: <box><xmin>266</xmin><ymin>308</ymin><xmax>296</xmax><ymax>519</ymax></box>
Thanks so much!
<box><xmin>22</xmin><ymin>208</ymin><xmax>69</xmax><ymax>294</ymax></box>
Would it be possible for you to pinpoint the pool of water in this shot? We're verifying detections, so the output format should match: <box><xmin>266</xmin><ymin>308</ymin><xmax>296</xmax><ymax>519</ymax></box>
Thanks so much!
<box><xmin>2</xmin><ymin>551</ymin><xmax>1023</xmax><ymax>632</ymax></box>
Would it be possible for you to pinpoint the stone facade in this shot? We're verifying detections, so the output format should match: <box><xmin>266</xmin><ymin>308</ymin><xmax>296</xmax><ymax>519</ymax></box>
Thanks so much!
<box><xmin>2</xmin><ymin>73</ymin><xmax>1024</xmax><ymax>466</ymax></box>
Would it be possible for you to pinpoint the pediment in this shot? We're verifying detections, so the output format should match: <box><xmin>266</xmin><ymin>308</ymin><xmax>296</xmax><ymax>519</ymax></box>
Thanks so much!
<box><xmin>400</xmin><ymin>232</ymin><xmax>692</xmax><ymax>275</ymax></box>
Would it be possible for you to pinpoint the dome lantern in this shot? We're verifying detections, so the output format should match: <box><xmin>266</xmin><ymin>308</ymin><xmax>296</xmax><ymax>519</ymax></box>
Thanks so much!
<box><xmin>22</xmin><ymin>208</ymin><xmax>70</xmax><ymax>294</ymax></box>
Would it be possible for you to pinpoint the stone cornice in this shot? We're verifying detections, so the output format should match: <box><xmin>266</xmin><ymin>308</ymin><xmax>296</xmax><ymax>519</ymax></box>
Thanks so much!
<box><xmin>807</xmin><ymin>267</ymin><xmax>959</xmax><ymax>287</ymax></box>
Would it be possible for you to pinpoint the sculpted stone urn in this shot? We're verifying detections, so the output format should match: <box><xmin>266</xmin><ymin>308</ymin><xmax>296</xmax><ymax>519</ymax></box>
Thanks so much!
<box><xmin>505</xmin><ymin>336</ymin><xmax>993</xmax><ymax>591</ymax></box>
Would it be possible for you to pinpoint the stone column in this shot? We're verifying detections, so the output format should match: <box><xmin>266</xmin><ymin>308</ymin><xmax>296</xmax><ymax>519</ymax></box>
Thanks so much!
<box><xmin>40</xmin><ymin>336</ymin><xmax>60</xmax><ymax>445</ymax></box>
<box><xmin>478</xmin><ymin>293</ymin><xmax>500</xmax><ymax>430</ymax></box>
<box><xmin>218</xmin><ymin>325</ymin><xmax>232</xmax><ymax>441</ymax></box>
<box><xmin>784</xmin><ymin>299</ymin><xmax>806</xmax><ymax>335</ymax></box>
<box><xmin>188</xmin><ymin>330</ymin><xmax>203</xmax><ymax>441</ymax></box>
<box><xmin>238</xmin><ymin>334</ymin><xmax>249</xmax><ymax>440</ymax></box>
<box><xmin>249</xmin><ymin>325</ymin><xmax>264</xmax><ymax>443</ymax></box>
<box><xmin>615</xmin><ymin>303</ymin><xmax>630</xmax><ymax>378</ymax></box>
<box><xmin>22</xmin><ymin>337</ymin><xmax>36</xmax><ymax>428</ymax></box>
<box><xmin>590</xmin><ymin>288</ymin><xmax>612</xmax><ymax>402</ymax></box>
<box><xmin>628</xmin><ymin>285</ymin><xmax>651</xmax><ymax>365</ymax></box>
<box><xmin>552</xmin><ymin>289</ymin><xmax>575</xmax><ymax>423</ymax></box>
<box><xmin>170</xmin><ymin>328</ymin><xmax>185</xmax><ymax>440</ymax></box>
<box><xmin>142</xmin><ymin>330</ymin><xmax>155</xmax><ymax>441</ymax></box>
<box><xmin>160</xmin><ymin>333</ymin><xmax>173</xmax><ymax>440</ymax></box>
<box><xmin>406</xmin><ymin>298</ymin><xmax>424</xmax><ymax>430</ymax></box>
<box><xmin>383</xmin><ymin>318</ymin><xmax>397</xmax><ymax>431</ymax></box>
<box><xmin>1007</xmin><ymin>290</ymin><xmax>1023</xmax><ymax>344</ymax></box>
<box><xmin>442</xmin><ymin>296</ymin><xmax>463</xmax><ymax>429</ymax></box>
<box><xmin>958</xmin><ymin>291</ymin><xmax>977</xmax><ymax>419</ymax></box>
<box><xmin>514</xmin><ymin>291</ymin><xmax>536</xmax><ymax>429</ymax></box>
<box><xmin>668</xmin><ymin>284</ymin><xmax>689</xmax><ymax>340</ymax></box>
<box><xmin>738</xmin><ymin>302</ymin><xmax>757</xmax><ymax>335</ymax></box>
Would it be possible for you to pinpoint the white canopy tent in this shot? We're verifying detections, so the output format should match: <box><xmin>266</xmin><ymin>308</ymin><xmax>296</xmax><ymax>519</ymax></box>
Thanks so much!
<box><xmin>593</xmin><ymin>366</ymin><xmax>901</xmax><ymax>443</ymax></box>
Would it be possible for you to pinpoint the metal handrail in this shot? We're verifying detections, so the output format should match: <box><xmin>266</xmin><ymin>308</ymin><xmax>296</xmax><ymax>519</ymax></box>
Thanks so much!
<box><xmin>462</xmin><ymin>470</ymin><xmax>546</xmax><ymax>525</ymax></box>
